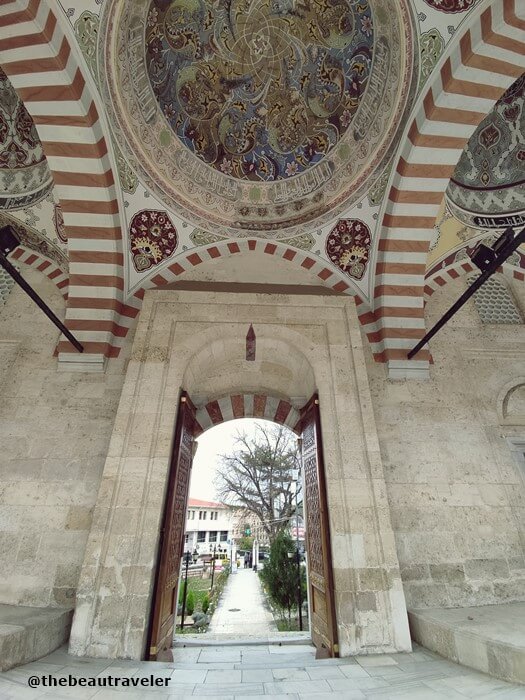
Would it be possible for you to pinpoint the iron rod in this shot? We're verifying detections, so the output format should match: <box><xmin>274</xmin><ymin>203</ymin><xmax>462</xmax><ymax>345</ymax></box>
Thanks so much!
<box><xmin>408</xmin><ymin>227</ymin><xmax>525</xmax><ymax>360</ymax></box>
<box><xmin>0</xmin><ymin>253</ymin><xmax>84</xmax><ymax>353</ymax></box>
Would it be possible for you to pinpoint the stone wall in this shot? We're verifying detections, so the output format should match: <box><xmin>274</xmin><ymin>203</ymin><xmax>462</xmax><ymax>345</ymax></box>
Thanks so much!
<box><xmin>367</xmin><ymin>276</ymin><xmax>525</xmax><ymax>609</ymax></box>
<box><xmin>0</xmin><ymin>268</ymin><xmax>129</xmax><ymax>608</ymax></box>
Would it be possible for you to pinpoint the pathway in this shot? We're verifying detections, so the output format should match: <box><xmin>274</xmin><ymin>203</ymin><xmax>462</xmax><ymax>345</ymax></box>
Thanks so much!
<box><xmin>208</xmin><ymin>567</ymin><xmax>278</xmax><ymax>636</ymax></box>
<box><xmin>1</xmin><ymin>643</ymin><xmax>524</xmax><ymax>698</ymax></box>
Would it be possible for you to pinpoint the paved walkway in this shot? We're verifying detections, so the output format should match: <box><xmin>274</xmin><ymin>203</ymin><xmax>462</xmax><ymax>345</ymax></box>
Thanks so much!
<box><xmin>1</xmin><ymin>642</ymin><xmax>524</xmax><ymax>699</ymax></box>
<box><xmin>208</xmin><ymin>567</ymin><xmax>277</xmax><ymax>636</ymax></box>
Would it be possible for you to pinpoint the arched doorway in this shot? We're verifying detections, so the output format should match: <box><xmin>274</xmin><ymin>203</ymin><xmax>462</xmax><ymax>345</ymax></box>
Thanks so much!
<box><xmin>147</xmin><ymin>391</ymin><xmax>337</xmax><ymax>660</ymax></box>
<box><xmin>69</xmin><ymin>290</ymin><xmax>411</xmax><ymax>661</ymax></box>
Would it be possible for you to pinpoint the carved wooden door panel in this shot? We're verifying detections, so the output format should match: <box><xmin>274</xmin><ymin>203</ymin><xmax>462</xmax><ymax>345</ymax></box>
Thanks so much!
<box><xmin>147</xmin><ymin>391</ymin><xmax>196</xmax><ymax>660</ymax></box>
<box><xmin>300</xmin><ymin>395</ymin><xmax>339</xmax><ymax>657</ymax></box>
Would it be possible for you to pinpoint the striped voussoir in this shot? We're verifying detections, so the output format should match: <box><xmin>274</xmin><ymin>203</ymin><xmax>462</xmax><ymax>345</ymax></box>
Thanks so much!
<box><xmin>9</xmin><ymin>245</ymin><xmax>69</xmax><ymax>298</ymax></box>
<box><xmin>138</xmin><ymin>238</ymin><xmax>354</xmax><ymax>294</ymax></box>
<box><xmin>424</xmin><ymin>261</ymin><xmax>525</xmax><ymax>298</ymax></box>
<box><xmin>194</xmin><ymin>394</ymin><xmax>301</xmax><ymax>436</ymax></box>
<box><xmin>366</xmin><ymin>0</ymin><xmax>525</xmax><ymax>364</ymax></box>
<box><xmin>0</xmin><ymin>0</ymin><xmax>129</xmax><ymax>359</ymax></box>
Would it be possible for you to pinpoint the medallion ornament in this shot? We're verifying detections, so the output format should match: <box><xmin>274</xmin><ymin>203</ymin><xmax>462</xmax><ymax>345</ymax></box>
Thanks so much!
<box><xmin>325</xmin><ymin>218</ymin><xmax>371</xmax><ymax>279</ymax></box>
<box><xmin>129</xmin><ymin>210</ymin><xmax>178</xmax><ymax>272</ymax></box>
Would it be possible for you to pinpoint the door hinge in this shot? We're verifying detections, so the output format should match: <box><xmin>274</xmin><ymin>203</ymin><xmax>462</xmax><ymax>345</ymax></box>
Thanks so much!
<box><xmin>333</xmin><ymin>644</ymin><xmax>339</xmax><ymax>654</ymax></box>
<box><xmin>150</xmin><ymin>646</ymin><xmax>157</xmax><ymax>655</ymax></box>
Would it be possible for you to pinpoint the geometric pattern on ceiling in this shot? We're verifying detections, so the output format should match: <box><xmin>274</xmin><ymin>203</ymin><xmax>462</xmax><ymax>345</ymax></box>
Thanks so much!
<box><xmin>100</xmin><ymin>0</ymin><xmax>417</xmax><ymax>238</ymax></box>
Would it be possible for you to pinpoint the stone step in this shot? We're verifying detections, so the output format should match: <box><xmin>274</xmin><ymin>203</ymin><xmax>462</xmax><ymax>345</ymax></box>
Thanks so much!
<box><xmin>409</xmin><ymin>603</ymin><xmax>525</xmax><ymax>685</ymax></box>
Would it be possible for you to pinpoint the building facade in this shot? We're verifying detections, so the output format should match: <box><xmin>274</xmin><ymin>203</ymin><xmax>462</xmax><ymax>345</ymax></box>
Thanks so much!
<box><xmin>184</xmin><ymin>498</ymin><xmax>233</xmax><ymax>556</ymax></box>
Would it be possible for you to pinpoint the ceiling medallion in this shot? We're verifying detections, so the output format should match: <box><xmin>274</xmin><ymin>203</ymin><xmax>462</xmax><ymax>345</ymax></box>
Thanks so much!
<box><xmin>101</xmin><ymin>0</ymin><xmax>416</xmax><ymax>238</ymax></box>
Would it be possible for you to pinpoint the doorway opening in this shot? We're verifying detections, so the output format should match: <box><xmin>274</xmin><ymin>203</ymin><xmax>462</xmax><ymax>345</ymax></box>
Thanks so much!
<box><xmin>177</xmin><ymin>418</ymin><xmax>309</xmax><ymax>640</ymax></box>
<box><xmin>147</xmin><ymin>391</ymin><xmax>338</xmax><ymax>661</ymax></box>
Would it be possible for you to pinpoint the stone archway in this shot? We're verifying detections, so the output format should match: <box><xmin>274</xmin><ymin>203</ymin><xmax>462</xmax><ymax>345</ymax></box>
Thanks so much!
<box><xmin>69</xmin><ymin>290</ymin><xmax>411</xmax><ymax>660</ymax></box>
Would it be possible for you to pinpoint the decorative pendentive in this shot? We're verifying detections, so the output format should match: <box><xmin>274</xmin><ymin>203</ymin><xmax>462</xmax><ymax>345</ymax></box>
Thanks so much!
<box><xmin>129</xmin><ymin>209</ymin><xmax>178</xmax><ymax>272</ymax></box>
<box><xmin>53</xmin><ymin>204</ymin><xmax>67</xmax><ymax>243</ymax></box>
<box><xmin>419</xmin><ymin>28</ymin><xmax>445</xmax><ymax>87</ymax></box>
<box><xmin>0</xmin><ymin>69</ymin><xmax>52</xmax><ymax>210</ymax></box>
<box><xmin>422</xmin><ymin>0</ymin><xmax>478</xmax><ymax>13</ymax></box>
<box><xmin>325</xmin><ymin>218</ymin><xmax>371</xmax><ymax>280</ymax></box>
<box><xmin>446</xmin><ymin>73</ymin><xmax>525</xmax><ymax>229</ymax></box>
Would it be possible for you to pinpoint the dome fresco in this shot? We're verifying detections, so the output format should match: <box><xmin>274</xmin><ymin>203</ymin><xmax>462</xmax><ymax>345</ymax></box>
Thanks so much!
<box><xmin>446</xmin><ymin>72</ymin><xmax>525</xmax><ymax>230</ymax></box>
<box><xmin>100</xmin><ymin>0</ymin><xmax>416</xmax><ymax>237</ymax></box>
<box><xmin>145</xmin><ymin>0</ymin><xmax>374</xmax><ymax>182</ymax></box>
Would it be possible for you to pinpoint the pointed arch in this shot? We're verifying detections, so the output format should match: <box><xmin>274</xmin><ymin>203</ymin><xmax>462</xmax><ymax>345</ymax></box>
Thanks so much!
<box><xmin>0</xmin><ymin>0</ymin><xmax>129</xmax><ymax>360</ymax></box>
<box><xmin>369</xmin><ymin>0</ymin><xmax>525</xmax><ymax>365</ymax></box>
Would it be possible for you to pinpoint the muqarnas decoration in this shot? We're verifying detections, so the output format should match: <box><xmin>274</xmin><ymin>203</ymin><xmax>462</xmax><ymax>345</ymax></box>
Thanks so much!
<box><xmin>129</xmin><ymin>209</ymin><xmax>178</xmax><ymax>272</ymax></box>
<box><xmin>326</xmin><ymin>218</ymin><xmax>371</xmax><ymax>280</ymax></box>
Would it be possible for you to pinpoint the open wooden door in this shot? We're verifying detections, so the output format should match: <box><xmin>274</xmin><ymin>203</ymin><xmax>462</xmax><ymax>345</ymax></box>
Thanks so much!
<box><xmin>300</xmin><ymin>395</ymin><xmax>339</xmax><ymax>658</ymax></box>
<box><xmin>147</xmin><ymin>391</ymin><xmax>196</xmax><ymax>660</ymax></box>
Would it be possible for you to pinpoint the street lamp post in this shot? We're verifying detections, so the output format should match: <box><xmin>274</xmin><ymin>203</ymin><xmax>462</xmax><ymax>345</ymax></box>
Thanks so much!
<box><xmin>180</xmin><ymin>549</ymin><xmax>198</xmax><ymax>631</ymax></box>
<box><xmin>293</xmin><ymin>486</ymin><xmax>303</xmax><ymax>631</ymax></box>
<box><xmin>210</xmin><ymin>544</ymin><xmax>217</xmax><ymax>590</ymax></box>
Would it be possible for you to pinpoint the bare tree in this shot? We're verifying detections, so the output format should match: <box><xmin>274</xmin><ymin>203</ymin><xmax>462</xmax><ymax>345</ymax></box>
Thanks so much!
<box><xmin>213</xmin><ymin>422</ymin><xmax>301</xmax><ymax>540</ymax></box>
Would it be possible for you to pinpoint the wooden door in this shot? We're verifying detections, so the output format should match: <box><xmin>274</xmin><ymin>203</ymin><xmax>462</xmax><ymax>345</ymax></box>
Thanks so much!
<box><xmin>147</xmin><ymin>391</ymin><xmax>196</xmax><ymax>660</ymax></box>
<box><xmin>300</xmin><ymin>395</ymin><xmax>339</xmax><ymax>657</ymax></box>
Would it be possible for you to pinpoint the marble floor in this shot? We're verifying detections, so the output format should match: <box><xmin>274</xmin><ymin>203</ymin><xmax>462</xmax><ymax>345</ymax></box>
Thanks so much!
<box><xmin>0</xmin><ymin>642</ymin><xmax>524</xmax><ymax>699</ymax></box>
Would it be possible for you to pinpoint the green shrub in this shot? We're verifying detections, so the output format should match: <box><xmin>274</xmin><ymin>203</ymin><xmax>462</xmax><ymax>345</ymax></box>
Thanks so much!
<box><xmin>186</xmin><ymin>590</ymin><xmax>195</xmax><ymax>616</ymax></box>
<box><xmin>202</xmin><ymin>594</ymin><xmax>209</xmax><ymax>614</ymax></box>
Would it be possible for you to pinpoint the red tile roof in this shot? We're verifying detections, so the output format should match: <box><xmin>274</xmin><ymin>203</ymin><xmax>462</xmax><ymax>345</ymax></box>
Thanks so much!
<box><xmin>188</xmin><ymin>498</ymin><xmax>226</xmax><ymax>508</ymax></box>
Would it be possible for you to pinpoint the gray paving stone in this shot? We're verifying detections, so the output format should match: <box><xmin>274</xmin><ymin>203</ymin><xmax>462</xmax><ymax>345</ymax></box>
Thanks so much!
<box><xmin>299</xmin><ymin>691</ymin><xmax>365</xmax><ymax>700</ymax></box>
<box><xmin>306</xmin><ymin>667</ymin><xmax>346</xmax><ymax>680</ymax></box>
<box><xmin>356</xmin><ymin>656</ymin><xmax>398</xmax><ymax>668</ymax></box>
<box><xmin>204</xmin><ymin>669</ymin><xmax>242</xmax><ymax>684</ymax></box>
<box><xmin>339</xmin><ymin>665</ymin><xmax>371</xmax><ymax>679</ymax></box>
<box><xmin>272</xmin><ymin>668</ymin><xmax>311</xmax><ymax>681</ymax></box>
<box><xmin>193</xmin><ymin>683</ymin><xmax>264</xmax><ymax>695</ymax></box>
<box><xmin>241</xmin><ymin>669</ymin><xmax>272</xmax><ymax>683</ymax></box>
<box><xmin>264</xmin><ymin>680</ymin><xmax>331</xmax><ymax>694</ymax></box>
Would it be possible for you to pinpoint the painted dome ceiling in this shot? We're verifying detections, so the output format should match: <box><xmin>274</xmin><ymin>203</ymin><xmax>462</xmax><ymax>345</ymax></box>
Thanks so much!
<box><xmin>446</xmin><ymin>72</ymin><xmax>525</xmax><ymax>230</ymax></box>
<box><xmin>0</xmin><ymin>68</ymin><xmax>53</xmax><ymax>210</ymax></box>
<box><xmin>100</xmin><ymin>0</ymin><xmax>416</xmax><ymax>238</ymax></box>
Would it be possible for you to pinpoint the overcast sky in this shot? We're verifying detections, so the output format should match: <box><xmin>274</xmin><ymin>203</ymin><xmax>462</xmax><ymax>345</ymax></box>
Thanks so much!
<box><xmin>189</xmin><ymin>418</ymin><xmax>273</xmax><ymax>501</ymax></box>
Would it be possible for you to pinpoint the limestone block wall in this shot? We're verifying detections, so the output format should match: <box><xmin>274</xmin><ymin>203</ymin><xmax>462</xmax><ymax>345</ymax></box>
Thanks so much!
<box><xmin>367</xmin><ymin>277</ymin><xmax>525</xmax><ymax>609</ymax></box>
<box><xmin>0</xmin><ymin>268</ymin><xmax>128</xmax><ymax>608</ymax></box>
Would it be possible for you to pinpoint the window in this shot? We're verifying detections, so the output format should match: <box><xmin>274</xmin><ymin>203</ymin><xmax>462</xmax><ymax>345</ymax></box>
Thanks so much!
<box><xmin>198</xmin><ymin>511</ymin><xmax>203</xmax><ymax>519</ymax></box>
<box><xmin>185</xmin><ymin>533</ymin><xmax>189</xmax><ymax>543</ymax></box>
<box><xmin>203</xmin><ymin>511</ymin><xmax>207</xmax><ymax>520</ymax></box>
<box><xmin>197</xmin><ymin>531</ymin><xmax>206</xmax><ymax>543</ymax></box>
<box><xmin>209</xmin><ymin>531</ymin><xmax>218</xmax><ymax>543</ymax></box>
<box><xmin>211</xmin><ymin>511</ymin><xmax>218</xmax><ymax>520</ymax></box>
<box><xmin>191</xmin><ymin>510</ymin><xmax>195</xmax><ymax>520</ymax></box>
<box><xmin>220</xmin><ymin>530</ymin><xmax>228</xmax><ymax>542</ymax></box>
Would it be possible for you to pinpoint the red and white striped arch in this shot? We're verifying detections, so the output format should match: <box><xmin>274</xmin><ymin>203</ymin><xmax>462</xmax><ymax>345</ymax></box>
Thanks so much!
<box><xmin>366</xmin><ymin>0</ymin><xmax>525</xmax><ymax>366</ymax></box>
<box><xmin>9</xmin><ymin>245</ymin><xmax>69</xmax><ymax>298</ymax></box>
<box><xmin>194</xmin><ymin>393</ymin><xmax>301</xmax><ymax>436</ymax></box>
<box><xmin>0</xmin><ymin>0</ymin><xmax>130</xmax><ymax>361</ymax></box>
<box><xmin>134</xmin><ymin>237</ymin><xmax>354</xmax><ymax>295</ymax></box>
